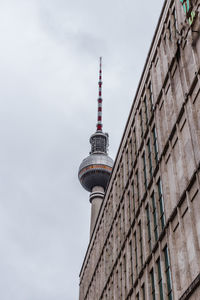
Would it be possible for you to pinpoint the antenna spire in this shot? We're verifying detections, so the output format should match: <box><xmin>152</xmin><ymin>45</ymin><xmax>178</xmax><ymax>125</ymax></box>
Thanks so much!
<box><xmin>97</xmin><ymin>57</ymin><xmax>103</xmax><ymax>131</ymax></box>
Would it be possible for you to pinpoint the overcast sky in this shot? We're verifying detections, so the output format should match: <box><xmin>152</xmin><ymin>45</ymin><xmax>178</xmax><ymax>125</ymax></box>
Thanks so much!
<box><xmin>0</xmin><ymin>0</ymin><xmax>164</xmax><ymax>299</ymax></box>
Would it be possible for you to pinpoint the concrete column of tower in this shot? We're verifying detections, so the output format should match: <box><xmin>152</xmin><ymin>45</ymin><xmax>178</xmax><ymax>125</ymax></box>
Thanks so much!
<box><xmin>89</xmin><ymin>186</ymin><xmax>104</xmax><ymax>237</ymax></box>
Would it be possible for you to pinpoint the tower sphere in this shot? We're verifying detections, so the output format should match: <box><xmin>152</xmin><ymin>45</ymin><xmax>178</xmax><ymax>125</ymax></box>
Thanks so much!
<box><xmin>78</xmin><ymin>148</ymin><xmax>113</xmax><ymax>193</ymax></box>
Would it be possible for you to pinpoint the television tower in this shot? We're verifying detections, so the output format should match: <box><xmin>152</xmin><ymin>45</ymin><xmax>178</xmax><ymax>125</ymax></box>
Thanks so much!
<box><xmin>78</xmin><ymin>58</ymin><xmax>113</xmax><ymax>237</ymax></box>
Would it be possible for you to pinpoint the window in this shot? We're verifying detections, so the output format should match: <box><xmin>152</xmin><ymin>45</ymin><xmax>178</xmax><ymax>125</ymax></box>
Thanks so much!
<box><xmin>147</xmin><ymin>139</ymin><xmax>153</xmax><ymax>178</ymax></box>
<box><xmin>172</xmin><ymin>8</ymin><xmax>178</xmax><ymax>31</ymax></box>
<box><xmin>128</xmin><ymin>192</ymin><xmax>131</xmax><ymax>224</ymax></box>
<box><xmin>91</xmin><ymin>135</ymin><xmax>107</xmax><ymax>152</ymax></box>
<box><xmin>115</xmin><ymin>181</ymin><xmax>118</xmax><ymax>204</ymax></box>
<box><xmin>144</xmin><ymin>96</ymin><xmax>148</xmax><ymax>125</ymax></box>
<box><xmin>167</xmin><ymin>21</ymin><xmax>172</xmax><ymax>41</ymax></box>
<box><xmin>157</xmin><ymin>179</ymin><xmax>165</xmax><ymax>230</ymax></box>
<box><xmin>126</xmin><ymin>149</ymin><xmax>129</xmax><ymax>178</ymax></box>
<box><xmin>122</xmin><ymin>205</ymin><xmax>125</xmax><ymax>238</ymax></box>
<box><xmin>148</xmin><ymin>81</ymin><xmax>154</xmax><ymax>111</ymax></box>
<box><xmin>146</xmin><ymin>204</ymin><xmax>152</xmax><ymax>252</ymax></box>
<box><xmin>140</xmin><ymin>109</ymin><xmax>144</xmax><ymax>137</ymax></box>
<box><xmin>164</xmin><ymin>246</ymin><xmax>173</xmax><ymax>300</ymax></box>
<box><xmin>180</xmin><ymin>0</ymin><xmax>192</xmax><ymax>17</ymax></box>
<box><xmin>120</xmin><ymin>263</ymin><xmax>123</xmax><ymax>298</ymax></box>
<box><xmin>142</xmin><ymin>284</ymin><xmax>145</xmax><ymax>300</ymax></box>
<box><xmin>133</xmin><ymin>128</ymin><xmax>137</xmax><ymax>155</ymax></box>
<box><xmin>119</xmin><ymin>214</ymin><xmax>121</xmax><ymax>247</ymax></box>
<box><xmin>139</xmin><ymin>222</ymin><xmax>143</xmax><ymax>266</ymax></box>
<box><xmin>134</xmin><ymin>232</ymin><xmax>138</xmax><ymax>276</ymax></box>
<box><xmin>142</xmin><ymin>152</ymin><xmax>148</xmax><ymax>190</ymax></box>
<box><xmin>132</xmin><ymin>181</ymin><xmax>136</xmax><ymax>217</ymax></box>
<box><xmin>121</xmin><ymin>164</ymin><xmax>124</xmax><ymax>190</ymax></box>
<box><xmin>163</xmin><ymin>35</ymin><xmax>166</xmax><ymax>45</ymax></box>
<box><xmin>123</xmin><ymin>255</ymin><xmax>127</xmax><ymax>295</ymax></box>
<box><xmin>152</xmin><ymin>126</ymin><xmax>159</xmax><ymax>164</ymax></box>
<box><xmin>129</xmin><ymin>138</ymin><xmax>133</xmax><ymax>166</ymax></box>
<box><xmin>157</xmin><ymin>258</ymin><xmax>164</xmax><ymax>300</ymax></box>
<box><xmin>116</xmin><ymin>270</ymin><xmax>119</xmax><ymax>291</ymax></box>
<box><xmin>152</xmin><ymin>192</ymin><xmax>159</xmax><ymax>241</ymax></box>
<box><xmin>115</xmin><ymin>221</ymin><xmax>118</xmax><ymax>253</ymax></box>
<box><xmin>117</xmin><ymin>172</ymin><xmax>121</xmax><ymax>200</ymax></box>
<box><xmin>129</xmin><ymin>241</ymin><xmax>134</xmax><ymax>285</ymax></box>
<box><xmin>150</xmin><ymin>268</ymin><xmax>156</xmax><ymax>300</ymax></box>
<box><xmin>136</xmin><ymin>170</ymin><xmax>140</xmax><ymax>202</ymax></box>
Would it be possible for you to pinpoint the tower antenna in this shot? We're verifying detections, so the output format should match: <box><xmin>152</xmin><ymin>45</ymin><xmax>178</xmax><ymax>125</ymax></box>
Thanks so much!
<box><xmin>97</xmin><ymin>57</ymin><xmax>103</xmax><ymax>132</ymax></box>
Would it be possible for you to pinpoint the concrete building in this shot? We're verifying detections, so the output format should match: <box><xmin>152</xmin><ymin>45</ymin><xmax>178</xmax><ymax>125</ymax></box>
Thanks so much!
<box><xmin>78</xmin><ymin>0</ymin><xmax>200</xmax><ymax>299</ymax></box>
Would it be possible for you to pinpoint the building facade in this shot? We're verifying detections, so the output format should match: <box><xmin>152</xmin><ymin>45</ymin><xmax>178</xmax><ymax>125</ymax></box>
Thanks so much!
<box><xmin>79</xmin><ymin>0</ymin><xmax>200</xmax><ymax>299</ymax></box>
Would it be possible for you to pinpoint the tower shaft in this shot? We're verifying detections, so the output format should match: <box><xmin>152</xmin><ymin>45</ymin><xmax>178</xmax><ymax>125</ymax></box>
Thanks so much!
<box><xmin>89</xmin><ymin>186</ymin><xmax>104</xmax><ymax>237</ymax></box>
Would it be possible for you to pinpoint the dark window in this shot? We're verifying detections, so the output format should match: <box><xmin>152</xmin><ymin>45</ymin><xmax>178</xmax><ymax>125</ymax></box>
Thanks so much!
<box><xmin>136</xmin><ymin>170</ymin><xmax>140</xmax><ymax>202</ymax></box>
<box><xmin>117</xmin><ymin>172</ymin><xmax>121</xmax><ymax>200</ymax></box>
<box><xmin>164</xmin><ymin>246</ymin><xmax>173</xmax><ymax>300</ymax></box>
<box><xmin>134</xmin><ymin>231</ymin><xmax>138</xmax><ymax>276</ymax></box>
<box><xmin>132</xmin><ymin>181</ymin><xmax>136</xmax><ymax>217</ymax></box>
<box><xmin>157</xmin><ymin>179</ymin><xmax>165</xmax><ymax>230</ymax></box>
<box><xmin>150</xmin><ymin>269</ymin><xmax>156</xmax><ymax>300</ymax></box>
<box><xmin>167</xmin><ymin>21</ymin><xmax>172</xmax><ymax>41</ymax></box>
<box><xmin>146</xmin><ymin>204</ymin><xmax>152</xmax><ymax>252</ymax></box>
<box><xmin>142</xmin><ymin>152</ymin><xmax>148</xmax><ymax>190</ymax></box>
<box><xmin>133</xmin><ymin>128</ymin><xmax>137</xmax><ymax>157</ymax></box>
<box><xmin>152</xmin><ymin>192</ymin><xmax>159</xmax><ymax>241</ymax></box>
<box><xmin>129</xmin><ymin>138</ymin><xmax>133</xmax><ymax>165</ymax></box>
<box><xmin>116</xmin><ymin>270</ymin><xmax>119</xmax><ymax>290</ymax></box>
<box><xmin>120</xmin><ymin>263</ymin><xmax>122</xmax><ymax>298</ymax></box>
<box><xmin>140</xmin><ymin>110</ymin><xmax>144</xmax><ymax>137</ymax></box>
<box><xmin>121</xmin><ymin>164</ymin><xmax>124</xmax><ymax>190</ymax></box>
<box><xmin>172</xmin><ymin>8</ymin><xmax>178</xmax><ymax>31</ymax></box>
<box><xmin>152</xmin><ymin>126</ymin><xmax>159</xmax><ymax>164</ymax></box>
<box><xmin>157</xmin><ymin>258</ymin><xmax>164</xmax><ymax>300</ymax></box>
<box><xmin>148</xmin><ymin>82</ymin><xmax>154</xmax><ymax>111</ymax></box>
<box><xmin>129</xmin><ymin>241</ymin><xmax>134</xmax><ymax>285</ymax></box>
<box><xmin>147</xmin><ymin>139</ymin><xmax>153</xmax><ymax>178</ymax></box>
<box><xmin>139</xmin><ymin>222</ymin><xmax>143</xmax><ymax>266</ymax></box>
<box><xmin>128</xmin><ymin>192</ymin><xmax>131</xmax><ymax>224</ymax></box>
<box><xmin>123</xmin><ymin>255</ymin><xmax>127</xmax><ymax>295</ymax></box>
<box><xmin>118</xmin><ymin>214</ymin><xmax>121</xmax><ymax>247</ymax></box>
<box><xmin>144</xmin><ymin>96</ymin><xmax>148</xmax><ymax>125</ymax></box>
<box><xmin>122</xmin><ymin>205</ymin><xmax>125</xmax><ymax>238</ymax></box>
<box><xmin>142</xmin><ymin>284</ymin><xmax>145</xmax><ymax>300</ymax></box>
<box><xmin>126</xmin><ymin>149</ymin><xmax>129</xmax><ymax>178</ymax></box>
<box><xmin>142</xmin><ymin>152</ymin><xmax>147</xmax><ymax>189</ymax></box>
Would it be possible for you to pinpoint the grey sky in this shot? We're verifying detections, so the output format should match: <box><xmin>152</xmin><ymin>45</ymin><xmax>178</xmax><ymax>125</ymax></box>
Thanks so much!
<box><xmin>0</xmin><ymin>0</ymin><xmax>163</xmax><ymax>299</ymax></box>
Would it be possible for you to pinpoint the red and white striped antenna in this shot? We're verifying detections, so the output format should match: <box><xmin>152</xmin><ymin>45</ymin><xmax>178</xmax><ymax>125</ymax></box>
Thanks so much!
<box><xmin>97</xmin><ymin>57</ymin><xmax>103</xmax><ymax>132</ymax></box>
